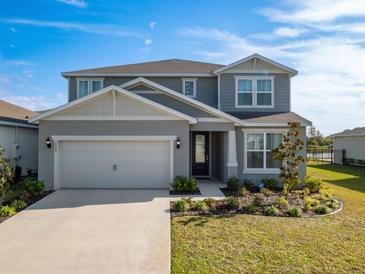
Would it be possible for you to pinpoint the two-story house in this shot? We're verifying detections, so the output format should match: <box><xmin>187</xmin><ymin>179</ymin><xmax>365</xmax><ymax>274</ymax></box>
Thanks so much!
<box><xmin>30</xmin><ymin>54</ymin><xmax>311</xmax><ymax>190</ymax></box>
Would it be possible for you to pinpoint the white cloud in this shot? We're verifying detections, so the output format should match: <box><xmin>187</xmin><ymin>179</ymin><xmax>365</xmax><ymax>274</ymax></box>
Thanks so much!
<box><xmin>274</xmin><ymin>27</ymin><xmax>307</xmax><ymax>37</ymax></box>
<box><xmin>261</xmin><ymin>0</ymin><xmax>365</xmax><ymax>24</ymax></box>
<box><xmin>144</xmin><ymin>38</ymin><xmax>152</xmax><ymax>45</ymax></box>
<box><xmin>1</xmin><ymin>95</ymin><xmax>62</xmax><ymax>111</ymax></box>
<box><xmin>10</xmin><ymin>27</ymin><xmax>16</xmax><ymax>33</ymax></box>
<box><xmin>149</xmin><ymin>21</ymin><xmax>156</xmax><ymax>30</ymax></box>
<box><xmin>56</xmin><ymin>0</ymin><xmax>88</xmax><ymax>8</ymax></box>
<box><xmin>0</xmin><ymin>18</ymin><xmax>142</xmax><ymax>38</ymax></box>
<box><xmin>179</xmin><ymin>27</ymin><xmax>365</xmax><ymax>135</ymax></box>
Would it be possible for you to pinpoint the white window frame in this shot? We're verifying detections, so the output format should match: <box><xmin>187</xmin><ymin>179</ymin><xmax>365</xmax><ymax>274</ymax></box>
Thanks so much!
<box><xmin>182</xmin><ymin>78</ymin><xmax>197</xmax><ymax>98</ymax></box>
<box><xmin>235</xmin><ymin>76</ymin><xmax>274</xmax><ymax>108</ymax></box>
<box><xmin>243</xmin><ymin>128</ymin><xmax>285</xmax><ymax>174</ymax></box>
<box><xmin>77</xmin><ymin>78</ymin><xmax>104</xmax><ymax>98</ymax></box>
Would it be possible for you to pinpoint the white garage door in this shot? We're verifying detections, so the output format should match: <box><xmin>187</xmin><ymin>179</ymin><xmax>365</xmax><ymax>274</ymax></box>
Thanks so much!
<box><xmin>58</xmin><ymin>140</ymin><xmax>171</xmax><ymax>188</ymax></box>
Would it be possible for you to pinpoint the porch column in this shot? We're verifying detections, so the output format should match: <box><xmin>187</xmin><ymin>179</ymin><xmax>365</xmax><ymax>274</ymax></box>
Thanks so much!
<box><xmin>226</xmin><ymin>130</ymin><xmax>238</xmax><ymax>178</ymax></box>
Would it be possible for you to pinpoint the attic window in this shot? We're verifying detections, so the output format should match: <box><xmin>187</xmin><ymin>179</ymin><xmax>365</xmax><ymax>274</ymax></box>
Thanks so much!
<box><xmin>182</xmin><ymin>78</ymin><xmax>197</xmax><ymax>98</ymax></box>
<box><xmin>77</xmin><ymin>78</ymin><xmax>104</xmax><ymax>98</ymax></box>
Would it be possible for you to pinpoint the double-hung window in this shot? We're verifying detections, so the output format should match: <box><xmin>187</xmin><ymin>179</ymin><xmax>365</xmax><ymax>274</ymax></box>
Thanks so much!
<box><xmin>77</xmin><ymin>78</ymin><xmax>104</xmax><ymax>98</ymax></box>
<box><xmin>182</xmin><ymin>78</ymin><xmax>197</xmax><ymax>97</ymax></box>
<box><xmin>235</xmin><ymin>76</ymin><xmax>274</xmax><ymax>107</ymax></box>
<box><xmin>244</xmin><ymin>131</ymin><xmax>283</xmax><ymax>173</ymax></box>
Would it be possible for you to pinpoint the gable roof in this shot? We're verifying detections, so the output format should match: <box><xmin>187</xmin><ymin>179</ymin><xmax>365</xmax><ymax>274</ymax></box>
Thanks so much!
<box><xmin>29</xmin><ymin>85</ymin><xmax>197</xmax><ymax>124</ymax></box>
<box><xmin>120</xmin><ymin>77</ymin><xmax>245</xmax><ymax>126</ymax></box>
<box><xmin>62</xmin><ymin>59</ymin><xmax>223</xmax><ymax>77</ymax></box>
<box><xmin>213</xmin><ymin>53</ymin><xmax>298</xmax><ymax>77</ymax></box>
<box><xmin>0</xmin><ymin>99</ymin><xmax>38</xmax><ymax>120</ymax></box>
<box><xmin>332</xmin><ymin>127</ymin><xmax>365</xmax><ymax>137</ymax></box>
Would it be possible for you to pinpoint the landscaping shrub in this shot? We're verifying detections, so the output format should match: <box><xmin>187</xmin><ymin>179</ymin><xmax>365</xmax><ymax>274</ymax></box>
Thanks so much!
<box><xmin>304</xmin><ymin>196</ymin><xmax>320</xmax><ymax>211</ymax></box>
<box><xmin>253</xmin><ymin>193</ymin><xmax>264</xmax><ymax>206</ymax></box>
<box><xmin>0</xmin><ymin>205</ymin><xmax>16</xmax><ymax>218</ymax></box>
<box><xmin>193</xmin><ymin>201</ymin><xmax>209</xmax><ymax>211</ymax></box>
<box><xmin>262</xmin><ymin>178</ymin><xmax>278</xmax><ymax>190</ymax></box>
<box><xmin>10</xmin><ymin>199</ymin><xmax>27</xmax><ymax>211</ymax></box>
<box><xmin>0</xmin><ymin>146</ymin><xmax>13</xmax><ymax>202</ymax></box>
<box><xmin>315</xmin><ymin>205</ymin><xmax>331</xmax><ymax>214</ymax></box>
<box><xmin>171</xmin><ymin>176</ymin><xmax>198</xmax><ymax>193</ymax></box>
<box><xmin>264</xmin><ymin>205</ymin><xmax>279</xmax><ymax>216</ymax></box>
<box><xmin>222</xmin><ymin>197</ymin><xmax>239</xmax><ymax>210</ymax></box>
<box><xmin>287</xmin><ymin>207</ymin><xmax>303</xmax><ymax>217</ymax></box>
<box><xmin>325</xmin><ymin>201</ymin><xmax>337</xmax><ymax>209</ymax></box>
<box><xmin>245</xmin><ymin>203</ymin><xmax>257</xmax><ymax>213</ymax></box>
<box><xmin>171</xmin><ymin>199</ymin><xmax>189</xmax><ymax>212</ymax></box>
<box><xmin>24</xmin><ymin>178</ymin><xmax>45</xmax><ymax>197</ymax></box>
<box><xmin>226</xmin><ymin>176</ymin><xmax>240</xmax><ymax>192</ymax></box>
<box><xmin>276</xmin><ymin>197</ymin><xmax>289</xmax><ymax>209</ymax></box>
<box><xmin>304</xmin><ymin>176</ymin><xmax>322</xmax><ymax>193</ymax></box>
<box><xmin>203</xmin><ymin>198</ymin><xmax>215</xmax><ymax>207</ymax></box>
<box><xmin>239</xmin><ymin>186</ymin><xmax>249</xmax><ymax>197</ymax></box>
<box><xmin>261</xmin><ymin>188</ymin><xmax>272</xmax><ymax>196</ymax></box>
<box><xmin>243</xmin><ymin>179</ymin><xmax>255</xmax><ymax>192</ymax></box>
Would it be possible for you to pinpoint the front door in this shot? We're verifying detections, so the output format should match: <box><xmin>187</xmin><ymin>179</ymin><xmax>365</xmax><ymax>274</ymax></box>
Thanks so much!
<box><xmin>192</xmin><ymin>132</ymin><xmax>209</xmax><ymax>176</ymax></box>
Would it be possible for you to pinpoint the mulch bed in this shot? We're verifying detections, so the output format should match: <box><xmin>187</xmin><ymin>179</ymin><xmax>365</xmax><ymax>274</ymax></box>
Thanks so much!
<box><xmin>171</xmin><ymin>189</ymin><xmax>342</xmax><ymax>218</ymax></box>
<box><xmin>169</xmin><ymin>189</ymin><xmax>201</xmax><ymax>196</ymax></box>
<box><xmin>0</xmin><ymin>190</ymin><xmax>53</xmax><ymax>224</ymax></box>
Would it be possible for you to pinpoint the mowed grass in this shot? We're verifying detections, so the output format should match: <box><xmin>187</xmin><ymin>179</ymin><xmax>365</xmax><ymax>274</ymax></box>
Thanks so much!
<box><xmin>171</xmin><ymin>163</ymin><xmax>365</xmax><ymax>273</ymax></box>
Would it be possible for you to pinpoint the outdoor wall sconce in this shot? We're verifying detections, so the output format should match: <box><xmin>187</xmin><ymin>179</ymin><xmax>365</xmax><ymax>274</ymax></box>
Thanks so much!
<box><xmin>46</xmin><ymin>137</ymin><xmax>52</xmax><ymax>149</ymax></box>
<box><xmin>176</xmin><ymin>138</ymin><xmax>181</xmax><ymax>149</ymax></box>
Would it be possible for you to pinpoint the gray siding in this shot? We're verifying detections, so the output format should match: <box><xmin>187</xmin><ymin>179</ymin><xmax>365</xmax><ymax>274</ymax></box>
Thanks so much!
<box><xmin>38</xmin><ymin>120</ymin><xmax>189</xmax><ymax>190</ymax></box>
<box><xmin>220</xmin><ymin>73</ymin><xmax>290</xmax><ymax>113</ymax></box>
<box><xmin>69</xmin><ymin>76</ymin><xmax>218</xmax><ymax>107</ymax></box>
<box><xmin>140</xmin><ymin>94</ymin><xmax>215</xmax><ymax>118</ymax></box>
<box><xmin>334</xmin><ymin>136</ymin><xmax>365</xmax><ymax>161</ymax></box>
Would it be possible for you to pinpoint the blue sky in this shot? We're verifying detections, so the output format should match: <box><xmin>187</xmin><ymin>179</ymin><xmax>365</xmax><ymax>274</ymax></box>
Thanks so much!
<box><xmin>1</xmin><ymin>0</ymin><xmax>365</xmax><ymax>134</ymax></box>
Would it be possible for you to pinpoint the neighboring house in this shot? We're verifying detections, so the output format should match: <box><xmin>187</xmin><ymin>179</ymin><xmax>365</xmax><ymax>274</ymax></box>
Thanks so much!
<box><xmin>0</xmin><ymin>100</ymin><xmax>38</xmax><ymax>175</ymax></box>
<box><xmin>30</xmin><ymin>54</ymin><xmax>311</xmax><ymax>190</ymax></box>
<box><xmin>332</xmin><ymin>127</ymin><xmax>365</xmax><ymax>165</ymax></box>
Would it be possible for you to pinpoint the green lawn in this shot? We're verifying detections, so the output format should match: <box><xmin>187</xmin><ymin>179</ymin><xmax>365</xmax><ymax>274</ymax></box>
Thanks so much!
<box><xmin>171</xmin><ymin>163</ymin><xmax>365</xmax><ymax>273</ymax></box>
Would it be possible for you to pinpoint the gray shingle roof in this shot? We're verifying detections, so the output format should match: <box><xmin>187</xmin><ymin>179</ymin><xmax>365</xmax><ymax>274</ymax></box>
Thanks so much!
<box><xmin>332</xmin><ymin>127</ymin><xmax>365</xmax><ymax>137</ymax></box>
<box><xmin>0</xmin><ymin>100</ymin><xmax>38</xmax><ymax>120</ymax></box>
<box><xmin>63</xmin><ymin>59</ymin><xmax>224</xmax><ymax>75</ymax></box>
<box><xmin>227</xmin><ymin>111</ymin><xmax>312</xmax><ymax>126</ymax></box>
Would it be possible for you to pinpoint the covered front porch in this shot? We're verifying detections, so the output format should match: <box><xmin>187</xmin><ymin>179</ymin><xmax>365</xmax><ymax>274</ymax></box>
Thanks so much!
<box><xmin>189</xmin><ymin>123</ymin><xmax>239</xmax><ymax>183</ymax></box>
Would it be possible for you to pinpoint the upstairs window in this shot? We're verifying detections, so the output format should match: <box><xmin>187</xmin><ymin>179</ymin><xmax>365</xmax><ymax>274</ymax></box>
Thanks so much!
<box><xmin>182</xmin><ymin>78</ymin><xmax>197</xmax><ymax>98</ymax></box>
<box><xmin>77</xmin><ymin>78</ymin><xmax>104</xmax><ymax>98</ymax></box>
<box><xmin>235</xmin><ymin>76</ymin><xmax>274</xmax><ymax>108</ymax></box>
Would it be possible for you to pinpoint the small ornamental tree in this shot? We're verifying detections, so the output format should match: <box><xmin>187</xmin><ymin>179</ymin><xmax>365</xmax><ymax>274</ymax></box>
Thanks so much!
<box><xmin>0</xmin><ymin>146</ymin><xmax>13</xmax><ymax>204</ymax></box>
<box><xmin>272</xmin><ymin>122</ymin><xmax>305</xmax><ymax>194</ymax></box>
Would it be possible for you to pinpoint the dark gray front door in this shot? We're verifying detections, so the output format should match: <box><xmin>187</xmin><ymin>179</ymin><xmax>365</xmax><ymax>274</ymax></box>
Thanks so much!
<box><xmin>192</xmin><ymin>132</ymin><xmax>209</xmax><ymax>176</ymax></box>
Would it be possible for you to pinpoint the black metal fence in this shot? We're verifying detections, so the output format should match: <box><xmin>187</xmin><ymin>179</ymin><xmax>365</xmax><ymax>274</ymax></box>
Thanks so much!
<box><xmin>307</xmin><ymin>148</ymin><xmax>346</xmax><ymax>164</ymax></box>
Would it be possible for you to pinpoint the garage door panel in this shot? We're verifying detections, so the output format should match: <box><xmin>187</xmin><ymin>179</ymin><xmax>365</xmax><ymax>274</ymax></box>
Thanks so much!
<box><xmin>58</xmin><ymin>140</ymin><xmax>170</xmax><ymax>188</ymax></box>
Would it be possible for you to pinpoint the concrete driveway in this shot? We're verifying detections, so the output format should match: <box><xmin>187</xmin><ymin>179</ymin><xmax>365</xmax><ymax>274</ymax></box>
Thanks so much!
<box><xmin>0</xmin><ymin>189</ymin><xmax>170</xmax><ymax>274</ymax></box>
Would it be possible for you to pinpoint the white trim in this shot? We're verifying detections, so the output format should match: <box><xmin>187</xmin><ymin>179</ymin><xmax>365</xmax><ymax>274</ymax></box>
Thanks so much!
<box><xmin>131</xmin><ymin>90</ymin><xmax>163</xmax><ymax>94</ymax></box>
<box><xmin>29</xmin><ymin>85</ymin><xmax>197</xmax><ymax>124</ymax></box>
<box><xmin>76</xmin><ymin>78</ymin><xmax>104</xmax><ymax>99</ymax></box>
<box><xmin>242</xmin><ymin>128</ymin><xmax>285</xmax><ymax>174</ymax></box>
<box><xmin>119</xmin><ymin>77</ymin><xmax>245</xmax><ymax>126</ymax></box>
<box><xmin>213</xmin><ymin>53</ymin><xmax>298</xmax><ymax>77</ymax></box>
<box><xmin>242</xmin><ymin>121</ymin><xmax>311</xmax><ymax>127</ymax></box>
<box><xmin>62</xmin><ymin>72</ymin><xmax>213</xmax><ymax>77</ymax></box>
<box><xmin>197</xmin><ymin>117</ymin><xmax>230</xmax><ymax>123</ymax></box>
<box><xmin>181</xmin><ymin>78</ymin><xmax>197</xmax><ymax>98</ymax></box>
<box><xmin>235</xmin><ymin>76</ymin><xmax>274</xmax><ymax>109</ymax></box>
<box><xmin>51</xmin><ymin>135</ymin><xmax>176</xmax><ymax>190</ymax></box>
<box><xmin>227</xmin><ymin>130</ymin><xmax>238</xmax><ymax>167</ymax></box>
<box><xmin>0</xmin><ymin>120</ymin><xmax>38</xmax><ymax>129</ymax></box>
<box><xmin>46</xmin><ymin>116</ymin><xmax>184</xmax><ymax>121</ymax></box>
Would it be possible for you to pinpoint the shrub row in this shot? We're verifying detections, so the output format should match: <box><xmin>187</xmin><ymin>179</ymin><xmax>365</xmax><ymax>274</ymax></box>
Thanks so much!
<box><xmin>171</xmin><ymin>176</ymin><xmax>198</xmax><ymax>193</ymax></box>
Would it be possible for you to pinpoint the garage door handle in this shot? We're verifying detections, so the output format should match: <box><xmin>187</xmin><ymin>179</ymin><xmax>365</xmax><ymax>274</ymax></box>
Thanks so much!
<box><xmin>113</xmin><ymin>164</ymin><xmax>117</xmax><ymax>171</ymax></box>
